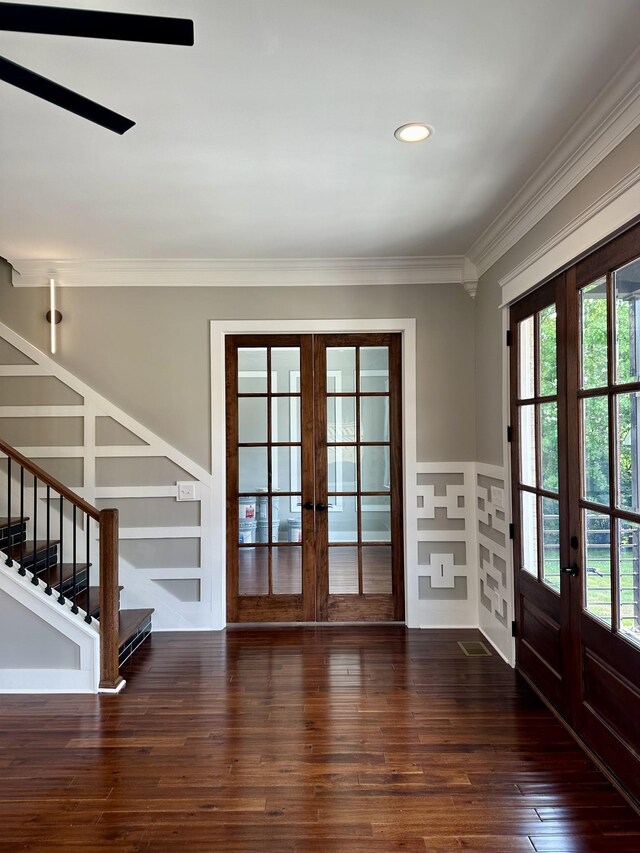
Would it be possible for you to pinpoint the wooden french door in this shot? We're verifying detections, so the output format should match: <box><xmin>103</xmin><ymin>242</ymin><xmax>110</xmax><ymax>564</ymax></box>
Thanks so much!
<box><xmin>510</xmin><ymin>220</ymin><xmax>640</xmax><ymax>804</ymax></box>
<box><xmin>226</xmin><ymin>332</ymin><xmax>404</xmax><ymax>624</ymax></box>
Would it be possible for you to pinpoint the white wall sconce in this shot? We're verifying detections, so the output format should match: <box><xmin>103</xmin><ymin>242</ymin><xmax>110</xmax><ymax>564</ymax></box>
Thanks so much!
<box><xmin>45</xmin><ymin>277</ymin><xmax>62</xmax><ymax>353</ymax></box>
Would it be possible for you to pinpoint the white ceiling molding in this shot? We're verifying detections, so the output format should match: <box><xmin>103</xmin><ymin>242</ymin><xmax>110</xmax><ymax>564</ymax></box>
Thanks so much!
<box><xmin>468</xmin><ymin>45</ymin><xmax>640</xmax><ymax>278</ymax></box>
<box><xmin>9</xmin><ymin>255</ymin><xmax>478</xmax><ymax>290</ymax></box>
<box><xmin>499</xmin><ymin>163</ymin><xmax>640</xmax><ymax>306</ymax></box>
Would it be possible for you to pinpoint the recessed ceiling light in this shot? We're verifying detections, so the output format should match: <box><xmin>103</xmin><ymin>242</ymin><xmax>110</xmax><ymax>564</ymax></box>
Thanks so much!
<box><xmin>394</xmin><ymin>123</ymin><xmax>433</xmax><ymax>143</ymax></box>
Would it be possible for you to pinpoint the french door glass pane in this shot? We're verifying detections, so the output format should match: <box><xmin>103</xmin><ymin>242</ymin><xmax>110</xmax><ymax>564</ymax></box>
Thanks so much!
<box><xmin>327</xmin><ymin>347</ymin><xmax>356</xmax><ymax>392</ymax></box>
<box><xmin>521</xmin><ymin>491</ymin><xmax>538</xmax><ymax>576</ymax></box>
<box><xmin>539</xmin><ymin>305</ymin><xmax>557</xmax><ymax>396</ymax></box>
<box><xmin>614</xmin><ymin>257</ymin><xmax>640</xmax><ymax>385</ymax></box>
<box><xmin>360</xmin><ymin>347</ymin><xmax>389</xmax><ymax>391</ymax></box>
<box><xmin>238</xmin><ymin>548</ymin><xmax>268</xmax><ymax>595</ymax></box>
<box><xmin>271</xmin><ymin>347</ymin><xmax>300</xmax><ymax>382</ymax></box>
<box><xmin>327</xmin><ymin>396</ymin><xmax>356</xmax><ymax>442</ymax></box>
<box><xmin>239</xmin><ymin>447</ymin><xmax>268</xmax><ymax>492</ymax></box>
<box><xmin>541</xmin><ymin>497</ymin><xmax>560</xmax><ymax>592</ymax></box>
<box><xmin>616</xmin><ymin>391</ymin><xmax>640</xmax><ymax>513</ymax></box>
<box><xmin>583</xmin><ymin>509</ymin><xmax>612</xmax><ymax>626</ymax></box>
<box><xmin>272</xmin><ymin>547</ymin><xmax>302</xmax><ymax>595</ymax></box>
<box><xmin>362</xmin><ymin>546</ymin><xmax>392</xmax><ymax>593</ymax></box>
<box><xmin>519</xmin><ymin>405</ymin><xmax>536</xmax><ymax>487</ymax></box>
<box><xmin>361</xmin><ymin>496</ymin><xmax>391</xmax><ymax>542</ymax></box>
<box><xmin>519</xmin><ymin>316</ymin><xmax>535</xmax><ymax>398</ymax></box>
<box><xmin>238</xmin><ymin>397</ymin><xmax>267</xmax><ymax>443</ymax></box>
<box><xmin>360</xmin><ymin>396</ymin><xmax>389</xmax><ymax>441</ymax></box>
<box><xmin>581</xmin><ymin>279</ymin><xmax>608</xmax><ymax>389</ymax></box>
<box><xmin>540</xmin><ymin>402</ymin><xmax>559</xmax><ymax>493</ymax></box>
<box><xmin>329</xmin><ymin>546</ymin><xmax>359</xmax><ymax>593</ymax></box>
<box><xmin>329</xmin><ymin>496</ymin><xmax>357</xmax><ymax>543</ymax></box>
<box><xmin>328</xmin><ymin>447</ymin><xmax>357</xmax><ymax>492</ymax></box>
<box><xmin>238</xmin><ymin>347</ymin><xmax>267</xmax><ymax>393</ymax></box>
<box><xmin>360</xmin><ymin>446</ymin><xmax>390</xmax><ymax>492</ymax></box>
<box><xmin>272</xmin><ymin>397</ymin><xmax>300</xmax><ymax>442</ymax></box>
<box><xmin>618</xmin><ymin>518</ymin><xmax>640</xmax><ymax>644</ymax></box>
<box><xmin>582</xmin><ymin>396</ymin><xmax>610</xmax><ymax>505</ymax></box>
<box><xmin>271</xmin><ymin>447</ymin><xmax>301</xmax><ymax>492</ymax></box>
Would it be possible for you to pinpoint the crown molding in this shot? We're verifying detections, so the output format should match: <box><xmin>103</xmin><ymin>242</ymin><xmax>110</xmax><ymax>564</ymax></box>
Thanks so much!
<box><xmin>499</xmin><ymin>162</ymin><xmax>640</xmax><ymax>306</ymax></box>
<box><xmin>8</xmin><ymin>255</ymin><xmax>478</xmax><ymax>290</ymax></box>
<box><xmin>468</xmin><ymin>46</ymin><xmax>640</xmax><ymax>278</ymax></box>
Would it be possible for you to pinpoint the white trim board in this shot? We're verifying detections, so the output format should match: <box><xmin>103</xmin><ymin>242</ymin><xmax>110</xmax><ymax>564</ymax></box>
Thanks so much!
<box><xmin>469</xmin><ymin>45</ymin><xmax>640</xmax><ymax>278</ymax></box>
<box><xmin>210</xmin><ymin>318</ymin><xmax>418</xmax><ymax>630</ymax></box>
<box><xmin>500</xmin><ymin>163</ymin><xmax>640</xmax><ymax>305</ymax></box>
<box><xmin>10</xmin><ymin>256</ymin><xmax>476</xmax><ymax>291</ymax></box>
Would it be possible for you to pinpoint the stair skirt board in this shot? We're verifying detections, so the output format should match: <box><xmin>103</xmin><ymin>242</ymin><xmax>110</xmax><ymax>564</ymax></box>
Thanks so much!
<box><xmin>0</xmin><ymin>560</ymin><xmax>100</xmax><ymax>693</ymax></box>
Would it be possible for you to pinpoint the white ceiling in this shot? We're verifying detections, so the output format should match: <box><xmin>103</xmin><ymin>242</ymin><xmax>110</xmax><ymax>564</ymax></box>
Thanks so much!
<box><xmin>1</xmin><ymin>0</ymin><xmax>640</xmax><ymax>263</ymax></box>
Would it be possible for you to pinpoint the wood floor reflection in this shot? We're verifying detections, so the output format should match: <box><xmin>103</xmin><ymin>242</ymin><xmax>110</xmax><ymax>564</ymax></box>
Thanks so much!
<box><xmin>0</xmin><ymin>626</ymin><xmax>638</xmax><ymax>851</ymax></box>
<box><xmin>238</xmin><ymin>544</ymin><xmax>393</xmax><ymax>595</ymax></box>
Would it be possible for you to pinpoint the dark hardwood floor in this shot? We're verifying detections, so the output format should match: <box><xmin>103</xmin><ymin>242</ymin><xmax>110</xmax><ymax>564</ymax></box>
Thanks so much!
<box><xmin>0</xmin><ymin>626</ymin><xmax>639</xmax><ymax>852</ymax></box>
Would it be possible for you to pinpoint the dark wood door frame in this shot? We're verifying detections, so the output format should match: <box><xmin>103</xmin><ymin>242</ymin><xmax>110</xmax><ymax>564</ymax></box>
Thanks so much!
<box><xmin>510</xmin><ymin>218</ymin><xmax>640</xmax><ymax>807</ymax></box>
<box><xmin>225</xmin><ymin>332</ymin><xmax>405</xmax><ymax>624</ymax></box>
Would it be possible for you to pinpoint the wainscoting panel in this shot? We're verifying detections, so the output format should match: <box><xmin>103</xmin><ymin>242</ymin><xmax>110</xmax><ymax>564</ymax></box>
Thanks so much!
<box><xmin>0</xmin><ymin>323</ymin><xmax>214</xmax><ymax>631</ymax></box>
<box><xmin>476</xmin><ymin>462</ymin><xmax>514</xmax><ymax>662</ymax></box>
<box><xmin>411</xmin><ymin>463</ymin><xmax>478</xmax><ymax>627</ymax></box>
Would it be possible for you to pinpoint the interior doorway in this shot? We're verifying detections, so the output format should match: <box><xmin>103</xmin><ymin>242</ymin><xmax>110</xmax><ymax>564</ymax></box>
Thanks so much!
<box><xmin>225</xmin><ymin>332</ymin><xmax>405</xmax><ymax>623</ymax></box>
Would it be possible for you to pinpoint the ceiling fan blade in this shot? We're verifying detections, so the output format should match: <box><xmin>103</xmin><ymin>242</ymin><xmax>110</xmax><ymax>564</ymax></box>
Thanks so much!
<box><xmin>0</xmin><ymin>3</ymin><xmax>194</xmax><ymax>46</ymax></box>
<box><xmin>0</xmin><ymin>54</ymin><xmax>135</xmax><ymax>133</ymax></box>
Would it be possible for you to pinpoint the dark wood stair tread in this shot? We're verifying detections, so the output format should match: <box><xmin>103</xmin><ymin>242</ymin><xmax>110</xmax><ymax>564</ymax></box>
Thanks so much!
<box><xmin>76</xmin><ymin>585</ymin><xmax>123</xmax><ymax>615</ymax></box>
<box><xmin>118</xmin><ymin>608</ymin><xmax>154</xmax><ymax>649</ymax></box>
<box><xmin>0</xmin><ymin>516</ymin><xmax>30</xmax><ymax>527</ymax></box>
<box><xmin>34</xmin><ymin>562</ymin><xmax>90</xmax><ymax>587</ymax></box>
<box><xmin>5</xmin><ymin>540</ymin><xmax>60</xmax><ymax>561</ymax></box>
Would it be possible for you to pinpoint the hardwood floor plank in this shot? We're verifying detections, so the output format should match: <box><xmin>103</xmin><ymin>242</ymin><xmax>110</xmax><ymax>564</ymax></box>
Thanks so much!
<box><xmin>0</xmin><ymin>626</ymin><xmax>637</xmax><ymax>852</ymax></box>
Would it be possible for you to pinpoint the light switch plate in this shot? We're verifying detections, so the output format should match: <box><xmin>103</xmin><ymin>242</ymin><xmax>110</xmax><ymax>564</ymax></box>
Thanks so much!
<box><xmin>176</xmin><ymin>481</ymin><xmax>197</xmax><ymax>501</ymax></box>
<box><xmin>490</xmin><ymin>486</ymin><xmax>504</xmax><ymax>509</ymax></box>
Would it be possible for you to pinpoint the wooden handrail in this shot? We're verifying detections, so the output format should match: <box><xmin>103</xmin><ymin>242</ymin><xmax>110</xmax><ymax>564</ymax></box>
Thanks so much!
<box><xmin>0</xmin><ymin>437</ymin><xmax>99</xmax><ymax>520</ymax></box>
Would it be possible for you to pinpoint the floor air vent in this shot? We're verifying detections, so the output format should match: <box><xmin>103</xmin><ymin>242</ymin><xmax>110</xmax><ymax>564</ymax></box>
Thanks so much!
<box><xmin>457</xmin><ymin>640</ymin><xmax>491</xmax><ymax>657</ymax></box>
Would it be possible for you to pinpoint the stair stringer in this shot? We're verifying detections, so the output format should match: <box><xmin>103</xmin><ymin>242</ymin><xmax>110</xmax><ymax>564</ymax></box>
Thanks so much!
<box><xmin>0</xmin><ymin>554</ymin><xmax>100</xmax><ymax>693</ymax></box>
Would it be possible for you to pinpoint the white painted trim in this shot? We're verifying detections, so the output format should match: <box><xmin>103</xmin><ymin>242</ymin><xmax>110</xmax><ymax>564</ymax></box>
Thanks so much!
<box><xmin>468</xmin><ymin>46</ymin><xmax>640</xmax><ymax>277</ymax></box>
<box><xmin>499</xmin><ymin>164</ymin><xmax>640</xmax><ymax>305</ymax></box>
<box><xmin>11</xmin><ymin>256</ymin><xmax>473</xmax><ymax>289</ymax></box>
<box><xmin>0</xmin><ymin>365</ymin><xmax>48</xmax><ymax>376</ymax></box>
<box><xmin>210</xmin><ymin>318</ymin><xmax>418</xmax><ymax>630</ymax></box>
<box><xmin>479</xmin><ymin>627</ymin><xmax>511</xmax><ymax>666</ymax></box>
<box><xmin>0</xmin><ymin>406</ymin><xmax>85</xmax><ymax>417</ymax></box>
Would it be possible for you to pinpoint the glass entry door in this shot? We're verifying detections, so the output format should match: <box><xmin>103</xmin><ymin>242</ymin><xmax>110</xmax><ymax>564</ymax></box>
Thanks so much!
<box><xmin>226</xmin><ymin>332</ymin><xmax>404</xmax><ymax>624</ymax></box>
<box><xmin>510</xmin><ymin>220</ymin><xmax>640</xmax><ymax>804</ymax></box>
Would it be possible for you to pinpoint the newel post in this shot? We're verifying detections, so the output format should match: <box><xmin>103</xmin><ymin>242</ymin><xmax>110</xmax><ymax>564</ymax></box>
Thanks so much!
<box><xmin>98</xmin><ymin>508</ymin><xmax>123</xmax><ymax>691</ymax></box>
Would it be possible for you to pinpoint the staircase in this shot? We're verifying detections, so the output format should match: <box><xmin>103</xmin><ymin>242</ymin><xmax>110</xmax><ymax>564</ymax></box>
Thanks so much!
<box><xmin>0</xmin><ymin>438</ymin><xmax>153</xmax><ymax>691</ymax></box>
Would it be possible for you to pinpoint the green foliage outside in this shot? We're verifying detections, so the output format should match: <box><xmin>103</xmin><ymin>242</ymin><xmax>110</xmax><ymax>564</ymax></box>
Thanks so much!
<box><xmin>535</xmin><ymin>289</ymin><xmax>639</xmax><ymax>636</ymax></box>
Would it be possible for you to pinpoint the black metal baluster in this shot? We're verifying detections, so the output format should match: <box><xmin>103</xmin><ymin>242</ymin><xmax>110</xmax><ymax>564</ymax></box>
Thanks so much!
<box><xmin>84</xmin><ymin>515</ymin><xmax>92</xmax><ymax>623</ymax></box>
<box><xmin>58</xmin><ymin>495</ymin><xmax>65</xmax><ymax>604</ymax></box>
<box><xmin>18</xmin><ymin>466</ymin><xmax>25</xmax><ymax>575</ymax></box>
<box><xmin>70</xmin><ymin>506</ymin><xmax>78</xmax><ymax>613</ymax></box>
<box><xmin>5</xmin><ymin>457</ymin><xmax>13</xmax><ymax>567</ymax></box>
<box><xmin>44</xmin><ymin>486</ymin><xmax>52</xmax><ymax>594</ymax></box>
<box><xmin>31</xmin><ymin>474</ymin><xmax>37</xmax><ymax>582</ymax></box>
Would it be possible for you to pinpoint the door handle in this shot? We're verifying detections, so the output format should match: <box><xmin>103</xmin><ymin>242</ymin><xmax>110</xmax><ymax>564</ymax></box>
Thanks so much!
<box><xmin>303</xmin><ymin>501</ymin><xmax>314</xmax><ymax>510</ymax></box>
<box><xmin>315</xmin><ymin>502</ymin><xmax>328</xmax><ymax>512</ymax></box>
<box><xmin>560</xmin><ymin>564</ymin><xmax>579</xmax><ymax>577</ymax></box>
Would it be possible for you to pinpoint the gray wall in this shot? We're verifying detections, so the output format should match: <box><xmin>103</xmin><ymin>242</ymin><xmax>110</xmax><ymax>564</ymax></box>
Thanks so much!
<box><xmin>474</xmin><ymin>124</ymin><xmax>640</xmax><ymax>466</ymax></box>
<box><xmin>0</xmin><ymin>591</ymin><xmax>80</xmax><ymax>669</ymax></box>
<box><xmin>0</xmin><ymin>266</ymin><xmax>477</xmax><ymax>467</ymax></box>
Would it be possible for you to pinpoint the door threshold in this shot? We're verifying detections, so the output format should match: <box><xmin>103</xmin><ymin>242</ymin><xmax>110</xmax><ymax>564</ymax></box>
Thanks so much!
<box><xmin>226</xmin><ymin>621</ymin><xmax>407</xmax><ymax>628</ymax></box>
